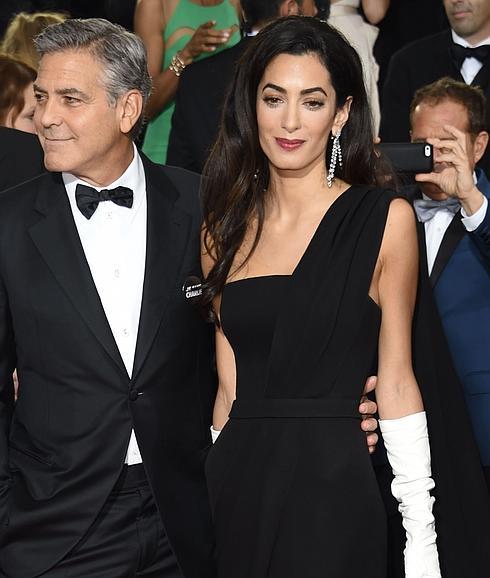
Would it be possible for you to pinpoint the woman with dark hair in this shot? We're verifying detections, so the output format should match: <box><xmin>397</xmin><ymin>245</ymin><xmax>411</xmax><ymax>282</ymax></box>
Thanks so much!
<box><xmin>200</xmin><ymin>16</ymin><xmax>489</xmax><ymax>578</ymax></box>
<box><xmin>0</xmin><ymin>54</ymin><xmax>36</xmax><ymax>133</ymax></box>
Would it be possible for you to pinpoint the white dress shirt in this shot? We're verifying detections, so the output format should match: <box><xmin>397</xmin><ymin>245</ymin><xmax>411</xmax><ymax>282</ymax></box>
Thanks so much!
<box><xmin>452</xmin><ymin>30</ymin><xmax>490</xmax><ymax>85</ymax></box>
<box><xmin>422</xmin><ymin>177</ymin><xmax>488</xmax><ymax>274</ymax></box>
<box><xmin>63</xmin><ymin>144</ymin><xmax>146</xmax><ymax>464</ymax></box>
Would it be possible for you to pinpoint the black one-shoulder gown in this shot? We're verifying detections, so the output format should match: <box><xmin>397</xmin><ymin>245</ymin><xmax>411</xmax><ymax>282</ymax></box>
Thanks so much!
<box><xmin>205</xmin><ymin>186</ymin><xmax>490</xmax><ymax>578</ymax></box>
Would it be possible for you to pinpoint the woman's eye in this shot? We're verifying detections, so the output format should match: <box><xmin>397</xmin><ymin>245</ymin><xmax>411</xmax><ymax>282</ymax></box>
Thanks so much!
<box><xmin>263</xmin><ymin>96</ymin><xmax>282</xmax><ymax>107</ymax></box>
<box><xmin>304</xmin><ymin>100</ymin><xmax>324</xmax><ymax>110</ymax></box>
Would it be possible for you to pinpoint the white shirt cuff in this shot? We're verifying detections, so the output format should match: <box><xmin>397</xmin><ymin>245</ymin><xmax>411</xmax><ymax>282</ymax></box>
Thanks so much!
<box><xmin>461</xmin><ymin>195</ymin><xmax>488</xmax><ymax>232</ymax></box>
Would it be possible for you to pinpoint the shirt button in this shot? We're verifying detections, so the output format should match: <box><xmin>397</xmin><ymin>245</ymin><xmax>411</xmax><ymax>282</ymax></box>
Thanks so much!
<box><xmin>122</xmin><ymin>328</ymin><xmax>129</xmax><ymax>337</ymax></box>
<box><xmin>114</xmin><ymin>269</ymin><xmax>120</xmax><ymax>278</ymax></box>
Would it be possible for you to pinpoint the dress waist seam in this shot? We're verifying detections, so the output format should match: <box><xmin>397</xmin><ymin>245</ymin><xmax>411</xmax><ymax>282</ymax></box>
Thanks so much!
<box><xmin>229</xmin><ymin>398</ymin><xmax>359</xmax><ymax>419</ymax></box>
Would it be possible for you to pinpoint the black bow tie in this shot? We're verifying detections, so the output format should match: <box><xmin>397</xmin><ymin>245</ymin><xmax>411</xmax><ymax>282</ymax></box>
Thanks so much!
<box><xmin>450</xmin><ymin>42</ymin><xmax>490</xmax><ymax>69</ymax></box>
<box><xmin>75</xmin><ymin>183</ymin><xmax>133</xmax><ymax>219</ymax></box>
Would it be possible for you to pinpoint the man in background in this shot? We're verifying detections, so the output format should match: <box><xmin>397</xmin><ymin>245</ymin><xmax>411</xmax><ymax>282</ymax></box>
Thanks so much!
<box><xmin>380</xmin><ymin>0</ymin><xmax>490</xmax><ymax>173</ymax></box>
<box><xmin>409</xmin><ymin>77</ymin><xmax>490</xmax><ymax>490</ymax></box>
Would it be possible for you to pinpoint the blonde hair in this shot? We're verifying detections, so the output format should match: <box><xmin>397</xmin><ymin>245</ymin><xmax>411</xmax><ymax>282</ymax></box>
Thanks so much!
<box><xmin>1</xmin><ymin>11</ymin><xmax>67</xmax><ymax>70</ymax></box>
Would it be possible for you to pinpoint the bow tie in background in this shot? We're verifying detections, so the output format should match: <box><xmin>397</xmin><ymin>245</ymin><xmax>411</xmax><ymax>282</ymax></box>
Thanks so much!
<box><xmin>413</xmin><ymin>197</ymin><xmax>461</xmax><ymax>223</ymax></box>
<box><xmin>75</xmin><ymin>183</ymin><xmax>133</xmax><ymax>219</ymax></box>
<box><xmin>450</xmin><ymin>42</ymin><xmax>490</xmax><ymax>69</ymax></box>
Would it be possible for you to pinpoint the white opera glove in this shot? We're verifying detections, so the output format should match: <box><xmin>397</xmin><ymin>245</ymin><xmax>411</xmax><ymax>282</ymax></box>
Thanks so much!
<box><xmin>379</xmin><ymin>411</ymin><xmax>441</xmax><ymax>578</ymax></box>
<box><xmin>210</xmin><ymin>426</ymin><xmax>221</xmax><ymax>444</ymax></box>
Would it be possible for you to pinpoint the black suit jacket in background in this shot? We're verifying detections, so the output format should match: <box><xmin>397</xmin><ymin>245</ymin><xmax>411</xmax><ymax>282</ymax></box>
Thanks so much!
<box><xmin>0</xmin><ymin>127</ymin><xmax>45</xmax><ymax>192</ymax></box>
<box><xmin>0</xmin><ymin>156</ymin><xmax>216</xmax><ymax>578</ymax></box>
<box><xmin>167</xmin><ymin>39</ymin><xmax>250</xmax><ymax>173</ymax></box>
<box><xmin>380</xmin><ymin>29</ymin><xmax>490</xmax><ymax>174</ymax></box>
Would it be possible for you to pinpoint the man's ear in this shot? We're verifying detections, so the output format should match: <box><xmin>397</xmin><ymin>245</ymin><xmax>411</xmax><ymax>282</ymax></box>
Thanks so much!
<box><xmin>119</xmin><ymin>90</ymin><xmax>143</xmax><ymax>135</ymax></box>
<box><xmin>279</xmin><ymin>0</ymin><xmax>300</xmax><ymax>17</ymax></box>
<box><xmin>331</xmin><ymin>96</ymin><xmax>353</xmax><ymax>135</ymax></box>
<box><xmin>472</xmin><ymin>130</ymin><xmax>489</xmax><ymax>164</ymax></box>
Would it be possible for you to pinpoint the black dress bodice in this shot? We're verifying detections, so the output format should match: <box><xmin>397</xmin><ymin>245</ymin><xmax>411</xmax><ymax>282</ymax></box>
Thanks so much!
<box><xmin>221</xmin><ymin>276</ymin><xmax>289</xmax><ymax>400</ymax></box>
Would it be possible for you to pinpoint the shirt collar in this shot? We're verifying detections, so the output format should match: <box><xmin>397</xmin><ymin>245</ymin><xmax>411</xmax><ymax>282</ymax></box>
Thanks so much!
<box><xmin>63</xmin><ymin>143</ymin><xmax>146</xmax><ymax>222</ymax></box>
<box><xmin>451</xmin><ymin>29</ymin><xmax>490</xmax><ymax>48</ymax></box>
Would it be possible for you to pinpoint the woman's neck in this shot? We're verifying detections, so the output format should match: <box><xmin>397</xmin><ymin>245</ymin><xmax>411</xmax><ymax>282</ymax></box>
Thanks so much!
<box><xmin>266</xmin><ymin>162</ymin><xmax>348</xmax><ymax>221</ymax></box>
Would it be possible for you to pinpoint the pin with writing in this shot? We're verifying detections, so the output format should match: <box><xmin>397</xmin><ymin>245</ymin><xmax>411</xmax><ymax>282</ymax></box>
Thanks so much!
<box><xmin>182</xmin><ymin>276</ymin><xmax>202</xmax><ymax>302</ymax></box>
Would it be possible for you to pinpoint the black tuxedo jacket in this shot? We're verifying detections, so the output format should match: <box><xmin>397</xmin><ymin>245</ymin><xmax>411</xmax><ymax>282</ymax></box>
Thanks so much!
<box><xmin>167</xmin><ymin>39</ymin><xmax>250</xmax><ymax>173</ymax></box>
<box><xmin>0</xmin><ymin>155</ymin><xmax>216</xmax><ymax>578</ymax></box>
<box><xmin>380</xmin><ymin>29</ymin><xmax>490</xmax><ymax>174</ymax></box>
<box><xmin>0</xmin><ymin>127</ymin><xmax>45</xmax><ymax>192</ymax></box>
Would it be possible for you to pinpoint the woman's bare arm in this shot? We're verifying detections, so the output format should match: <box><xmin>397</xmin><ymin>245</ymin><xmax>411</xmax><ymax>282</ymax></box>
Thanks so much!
<box><xmin>213</xmin><ymin>326</ymin><xmax>237</xmax><ymax>429</ymax></box>
<box><xmin>134</xmin><ymin>0</ymin><xmax>179</xmax><ymax>120</ymax></box>
<box><xmin>375</xmin><ymin>198</ymin><xmax>423</xmax><ymax>419</ymax></box>
<box><xmin>201</xmin><ymin>235</ymin><xmax>236</xmax><ymax>430</ymax></box>
<box><xmin>361</xmin><ymin>0</ymin><xmax>390</xmax><ymax>25</ymax></box>
<box><xmin>135</xmin><ymin>0</ymin><xmax>234</xmax><ymax>120</ymax></box>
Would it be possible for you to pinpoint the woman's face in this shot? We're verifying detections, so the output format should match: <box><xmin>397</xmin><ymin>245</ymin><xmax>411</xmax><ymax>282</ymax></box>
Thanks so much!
<box><xmin>7</xmin><ymin>82</ymin><xmax>37</xmax><ymax>134</ymax></box>
<box><xmin>256</xmin><ymin>52</ymin><xmax>349</xmax><ymax>176</ymax></box>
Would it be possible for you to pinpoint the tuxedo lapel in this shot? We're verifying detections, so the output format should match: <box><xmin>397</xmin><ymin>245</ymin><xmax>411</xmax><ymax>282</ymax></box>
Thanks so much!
<box><xmin>416</xmin><ymin>220</ymin><xmax>430</xmax><ymax>278</ymax></box>
<box><xmin>404</xmin><ymin>184</ymin><xmax>465</xmax><ymax>287</ymax></box>
<box><xmin>28</xmin><ymin>173</ymin><xmax>126</xmax><ymax>374</ymax></box>
<box><xmin>131</xmin><ymin>160</ymin><xmax>192</xmax><ymax>381</ymax></box>
<box><xmin>436</xmin><ymin>32</ymin><xmax>465</xmax><ymax>82</ymax></box>
<box><xmin>472</xmin><ymin>61</ymin><xmax>489</xmax><ymax>90</ymax></box>
<box><xmin>430</xmin><ymin>213</ymin><xmax>465</xmax><ymax>287</ymax></box>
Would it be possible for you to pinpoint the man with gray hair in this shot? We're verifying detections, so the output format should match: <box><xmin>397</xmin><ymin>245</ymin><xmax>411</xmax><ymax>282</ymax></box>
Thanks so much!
<box><xmin>0</xmin><ymin>18</ymin><xmax>216</xmax><ymax>578</ymax></box>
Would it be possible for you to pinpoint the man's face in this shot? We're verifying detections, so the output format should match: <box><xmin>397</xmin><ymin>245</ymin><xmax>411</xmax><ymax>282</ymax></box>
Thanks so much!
<box><xmin>34</xmin><ymin>49</ymin><xmax>129</xmax><ymax>185</ymax></box>
<box><xmin>410</xmin><ymin>99</ymin><xmax>478</xmax><ymax>200</ymax></box>
<box><xmin>443</xmin><ymin>0</ymin><xmax>490</xmax><ymax>43</ymax></box>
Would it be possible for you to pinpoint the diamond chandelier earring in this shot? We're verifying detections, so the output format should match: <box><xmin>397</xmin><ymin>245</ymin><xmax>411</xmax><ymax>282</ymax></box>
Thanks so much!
<box><xmin>327</xmin><ymin>130</ymin><xmax>343</xmax><ymax>188</ymax></box>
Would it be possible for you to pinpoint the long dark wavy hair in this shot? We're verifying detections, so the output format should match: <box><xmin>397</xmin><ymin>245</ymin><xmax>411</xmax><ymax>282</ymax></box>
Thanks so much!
<box><xmin>201</xmin><ymin>16</ymin><xmax>381</xmax><ymax>320</ymax></box>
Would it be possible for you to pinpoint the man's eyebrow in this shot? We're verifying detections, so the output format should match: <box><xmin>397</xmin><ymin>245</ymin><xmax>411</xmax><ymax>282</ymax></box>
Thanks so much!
<box><xmin>33</xmin><ymin>85</ymin><xmax>90</xmax><ymax>99</ymax></box>
<box><xmin>262</xmin><ymin>83</ymin><xmax>327</xmax><ymax>97</ymax></box>
<box><xmin>412</xmin><ymin>138</ymin><xmax>427</xmax><ymax>143</ymax></box>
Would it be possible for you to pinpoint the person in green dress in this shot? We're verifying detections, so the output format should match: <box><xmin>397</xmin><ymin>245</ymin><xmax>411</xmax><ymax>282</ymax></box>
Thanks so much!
<box><xmin>135</xmin><ymin>0</ymin><xmax>241</xmax><ymax>164</ymax></box>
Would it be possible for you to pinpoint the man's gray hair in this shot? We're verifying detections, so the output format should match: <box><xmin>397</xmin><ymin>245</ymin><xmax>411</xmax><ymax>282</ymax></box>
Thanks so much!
<box><xmin>34</xmin><ymin>18</ymin><xmax>152</xmax><ymax>138</ymax></box>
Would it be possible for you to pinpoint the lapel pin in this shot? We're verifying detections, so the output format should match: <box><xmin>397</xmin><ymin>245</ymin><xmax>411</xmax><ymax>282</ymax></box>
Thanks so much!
<box><xmin>182</xmin><ymin>275</ymin><xmax>202</xmax><ymax>301</ymax></box>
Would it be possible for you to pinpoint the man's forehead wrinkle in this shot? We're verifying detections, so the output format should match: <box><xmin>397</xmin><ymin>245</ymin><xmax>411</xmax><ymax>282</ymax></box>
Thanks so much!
<box><xmin>36</xmin><ymin>67</ymin><xmax>102</xmax><ymax>102</ymax></box>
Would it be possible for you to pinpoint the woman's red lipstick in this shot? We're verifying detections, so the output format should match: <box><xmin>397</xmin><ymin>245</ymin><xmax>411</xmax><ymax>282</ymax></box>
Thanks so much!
<box><xmin>275</xmin><ymin>138</ymin><xmax>305</xmax><ymax>151</ymax></box>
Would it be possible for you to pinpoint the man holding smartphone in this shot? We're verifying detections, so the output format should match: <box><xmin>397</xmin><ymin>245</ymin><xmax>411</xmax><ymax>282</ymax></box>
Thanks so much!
<box><xmin>408</xmin><ymin>77</ymin><xmax>490</xmax><ymax>490</ymax></box>
<box><xmin>381</xmin><ymin>0</ymin><xmax>490</xmax><ymax>173</ymax></box>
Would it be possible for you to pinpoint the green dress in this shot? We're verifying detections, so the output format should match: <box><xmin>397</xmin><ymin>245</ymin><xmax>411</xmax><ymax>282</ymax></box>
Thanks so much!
<box><xmin>142</xmin><ymin>0</ymin><xmax>240</xmax><ymax>164</ymax></box>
